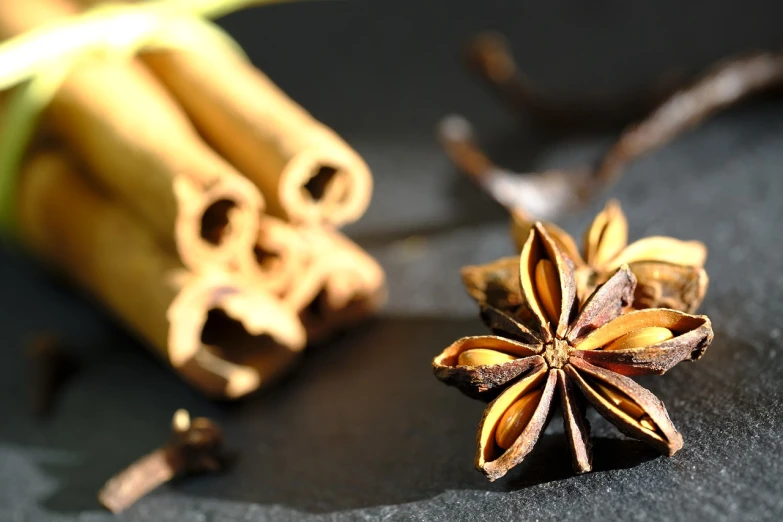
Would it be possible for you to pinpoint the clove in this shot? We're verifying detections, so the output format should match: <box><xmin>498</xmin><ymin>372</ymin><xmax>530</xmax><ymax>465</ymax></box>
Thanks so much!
<box><xmin>27</xmin><ymin>333</ymin><xmax>80</xmax><ymax>418</ymax></box>
<box><xmin>98</xmin><ymin>409</ymin><xmax>226</xmax><ymax>514</ymax></box>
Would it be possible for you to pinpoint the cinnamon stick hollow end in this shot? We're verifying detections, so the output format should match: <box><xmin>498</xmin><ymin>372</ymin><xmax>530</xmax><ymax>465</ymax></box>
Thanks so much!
<box><xmin>17</xmin><ymin>149</ymin><xmax>305</xmax><ymax>400</ymax></box>
<box><xmin>0</xmin><ymin>0</ymin><xmax>266</xmax><ymax>274</ymax></box>
<box><xmin>239</xmin><ymin>216</ymin><xmax>309</xmax><ymax>295</ymax></box>
<box><xmin>171</xmin><ymin>281</ymin><xmax>307</xmax><ymax>399</ymax></box>
<box><xmin>167</xmin><ymin>271</ymin><xmax>307</xmax><ymax>368</ymax></box>
<box><xmin>171</xmin><ymin>163</ymin><xmax>264</xmax><ymax>273</ymax></box>
<box><xmin>275</xmin><ymin>141</ymin><xmax>373</xmax><ymax>226</ymax></box>
<box><xmin>282</xmin><ymin>227</ymin><xmax>387</xmax><ymax>343</ymax></box>
<box><xmin>301</xmin><ymin>277</ymin><xmax>388</xmax><ymax>345</ymax></box>
<box><xmin>139</xmin><ymin>48</ymin><xmax>373</xmax><ymax>227</ymax></box>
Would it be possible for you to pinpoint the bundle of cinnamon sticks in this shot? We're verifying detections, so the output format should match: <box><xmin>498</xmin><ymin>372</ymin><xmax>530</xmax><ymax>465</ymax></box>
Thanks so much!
<box><xmin>2</xmin><ymin>0</ymin><xmax>385</xmax><ymax>399</ymax></box>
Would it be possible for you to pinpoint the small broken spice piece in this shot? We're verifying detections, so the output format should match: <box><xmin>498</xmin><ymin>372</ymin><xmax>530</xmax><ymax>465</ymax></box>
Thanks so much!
<box><xmin>27</xmin><ymin>333</ymin><xmax>80</xmax><ymax>418</ymax></box>
<box><xmin>433</xmin><ymin>224</ymin><xmax>714</xmax><ymax>480</ymax></box>
<box><xmin>98</xmin><ymin>409</ymin><xmax>226</xmax><ymax>514</ymax></box>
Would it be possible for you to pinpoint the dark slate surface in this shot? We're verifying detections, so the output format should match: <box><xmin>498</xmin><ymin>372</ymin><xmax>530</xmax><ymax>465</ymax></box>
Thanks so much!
<box><xmin>2</xmin><ymin>1</ymin><xmax>783</xmax><ymax>521</ymax></box>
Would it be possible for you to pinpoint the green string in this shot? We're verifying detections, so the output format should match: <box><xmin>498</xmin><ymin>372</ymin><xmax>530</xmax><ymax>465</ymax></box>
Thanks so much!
<box><xmin>0</xmin><ymin>0</ymin><xmax>292</xmax><ymax>234</ymax></box>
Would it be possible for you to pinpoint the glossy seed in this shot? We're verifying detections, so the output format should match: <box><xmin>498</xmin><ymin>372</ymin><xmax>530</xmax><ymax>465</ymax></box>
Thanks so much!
<box><xmin>495</xmin><ymin>388</ymin><xmax>543</xmax><ymax>450</ymax></box>
<box><xmin>604</xmin><ymin>326</ymin><xmax>675</xmax><ymax>351</ymax></box>
<box><xmin>593</xmin><ymin>216</ymin><xmax>627</xmax><ymax>267</ymax></box>
<box><xmin>639</xmin><ymin>415</ymin><xmax>656</xmax><ymax>431</ymax></box>
<box><xmin>534</xmin><ymin>259</ymin><xmax>561</xmax><ymax>324</ymax></box>
<box><xmin>457</xmin><ymin>349</ymin><xmax>516</xmax><ymax>367</ymax></box>
<box><xmin>595</xmin><ymin>382</ymin><xmax>646</xmax><ymax>419</ymax></box>
<box><xmin>598</xmin><ymin>383</ymin><xmax>658</xmax><ymax>432</ymax></box>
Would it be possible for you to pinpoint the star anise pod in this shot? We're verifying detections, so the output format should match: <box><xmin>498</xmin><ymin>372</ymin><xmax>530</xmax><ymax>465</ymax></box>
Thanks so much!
<box><xmin>463</xmin><ymin>200</ymin><xmax>709</xmax><ymax>317</ymax></box>
<box><xmin>433</xmin><ymin>224</ymin><xmax>713</xmax><ymax>480</ymax></box>
<box><xmin>518</xmin><ymin>199</ymin><xmax>709</xmax><ymax>312</ymax></box>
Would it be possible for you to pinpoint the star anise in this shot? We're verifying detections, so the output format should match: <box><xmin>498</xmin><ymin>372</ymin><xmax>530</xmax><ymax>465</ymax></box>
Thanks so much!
<box><xmin>518</xmin><ymin>199</ymin><xmax>709</xmax><ymax>312</ymax></box>
<box><xmin>433</xmin><ymin>224</ymin><xmax>713</xmax><ymax>480</ymax></box>
<box><xmin>463</xmin><ymin>200</ymin><xmax>708</xmax><ymax>318</ymax></box>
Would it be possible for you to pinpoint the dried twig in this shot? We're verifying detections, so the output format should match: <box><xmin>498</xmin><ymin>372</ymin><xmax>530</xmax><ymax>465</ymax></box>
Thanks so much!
<box><xmin>443</xmin><ymin>31</ymin><xmax>783</xmax><ymax>219</ymax></box>
<box><xmin>593</xmin><ymin>50</ymin><xmax>783</xmax><ymax>185</ymax></box>
<box><xmin>437</xmin><ymin>115</ymin><xmax>591</xmax><ymax>222</ymax></box>
<box><xmin>464</xmin><ymin>32</ymin><xmax>678</xmax><ymax>130</ymax></box>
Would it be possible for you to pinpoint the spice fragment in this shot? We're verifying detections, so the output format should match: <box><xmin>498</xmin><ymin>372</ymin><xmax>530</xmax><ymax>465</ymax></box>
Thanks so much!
<box><xmin>27</xmin><ymin>333</ymin><xmax>79</xmax><ymax>418</ymax></box>
<box><xmin>98</xmin><ymin>409</ymin><xmax>226</xmax><ymax>514</ymax></box>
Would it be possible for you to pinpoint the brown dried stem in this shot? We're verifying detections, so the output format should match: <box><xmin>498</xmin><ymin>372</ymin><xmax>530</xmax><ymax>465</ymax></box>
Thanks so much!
<box><xmin>593</xmin><ymin>50</ymin><xmax>783</xmax><ymax>185</ymax></box>
<box><xmin>465</xmin><ymin>32</ymin><xmax>685</xmax><ymax>130</ymax></box>
<box><xmin>437</xmin><ymin>114</ymin><xmax>591</xmax><ymax>222</ymax></box>
<box><xmin>443</xmin><ymin>30</ymin><xmax>783</xmax><ymax>220</ymax></box>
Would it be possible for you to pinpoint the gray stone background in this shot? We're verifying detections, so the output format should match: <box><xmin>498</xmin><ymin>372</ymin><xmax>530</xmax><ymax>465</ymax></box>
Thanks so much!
<box><xmin>1</xmin><ymin>0</ymin><xmax>782</xmax><ymax>520</ymax></box>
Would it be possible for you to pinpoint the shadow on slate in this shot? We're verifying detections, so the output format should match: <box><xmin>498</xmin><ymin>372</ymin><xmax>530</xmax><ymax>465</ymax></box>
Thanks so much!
<box><xmin>30</xmin><ymin>330</ymin><xmax>211</xmax><ymax>514</ymax></box>
<box><xmin>0</xmin><ymin>316</ymin><xmax>468</xmax><ymax>514</ymax></box>
<box><xmin>154</xmin><ymin>315</ymin><xmax>494</xmax><ymax>513</ymax></box>
<box><xmin>1</xmin><ymin>236</ymin><xmax>782</xmax><ymax>519</ymax></box>
<box><xmin>348</xmin><ymin>148</ymin><xmax>511</xmax><ymax>249</ymax></box>
<box><xmin>21</xmin><ymin>313</ymin><xmax>683</xmax><ymax>515</ymax></box>
<box><xmin>349</xmin><ymin>203</ymin><xmax>506</xmax><ymax>250</ymax></box>
<box><xmin>171</xmin><ymin>310</ymin><xmax>677</xmax><ymax>513</ymax></box>
<box><xmin>499</xmin><ymin>435</ymin><xmax>660</xmax><ymax>492</ymax></box>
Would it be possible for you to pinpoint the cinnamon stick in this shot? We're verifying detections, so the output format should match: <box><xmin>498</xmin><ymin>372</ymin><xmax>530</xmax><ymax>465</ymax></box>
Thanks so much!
<box><xmin>244</xmin><ymin>216</ymin><xmax>309</xmax><ymax>295</ymax></box>
<box><xmin>235</xmin><ymin>221</ymin><xmax>385</xmax><ymax>341</ymax></box>
<box><xmin>0</xmin><ymin>0</ymin><xmax>264</xmax><ymax>273</ymax></box>
<box><xmin>281</xmin><ymin>226</ymin><xmax>386</xmax><ymax>343</ymax></box>
<box><xmin>144</xmin><ymin>50</ymin><xmax>372</xmax><ymax>226</ymax></box>
<box><xmin>73</xmin><ymin>0</ymin><xmax>372</xmax><ymax>226</ymax></box>
<box><xmin>17</xmin><ymin>148</ymin><xmax>306</xmax><ymax>399</ymax></box>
